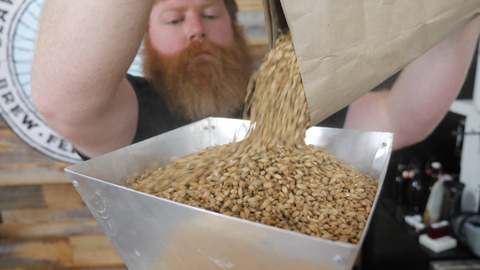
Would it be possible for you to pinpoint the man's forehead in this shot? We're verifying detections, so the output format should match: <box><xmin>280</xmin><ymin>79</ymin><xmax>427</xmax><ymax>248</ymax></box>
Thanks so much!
<box><xmin>155</xmin><ymin>0</ymin><xmax>225</xmax><ymax>8</ymax></box>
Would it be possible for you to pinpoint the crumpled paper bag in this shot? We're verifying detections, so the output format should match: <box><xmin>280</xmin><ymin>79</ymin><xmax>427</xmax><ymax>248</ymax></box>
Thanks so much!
<box><xmin>262</xmin><ymin>0</ymin><xmax>480</xmax><ymax>125</ymax></box>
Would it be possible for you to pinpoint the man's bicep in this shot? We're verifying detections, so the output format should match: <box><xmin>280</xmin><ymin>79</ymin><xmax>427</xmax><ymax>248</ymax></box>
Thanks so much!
<box><xmin>69</xmin><ymin>78</ymin><xmax>139</xmax><ymax>158</ymax></box>
<box><xmin>344</xmin><ymin>89</ymin><xmax>429</xmax><ymax>151</ymax></box>
<box><xmin>30</xmin><ymin>0</ymin><xmax>151</xmax><ymax>157</ymax></box>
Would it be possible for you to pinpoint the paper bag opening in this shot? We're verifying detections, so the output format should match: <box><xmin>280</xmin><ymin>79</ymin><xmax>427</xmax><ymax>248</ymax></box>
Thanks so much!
<box><xmin>262</xmin><ymin>0</ymin><xmax>288</xmax><ymax>49</ymax></box>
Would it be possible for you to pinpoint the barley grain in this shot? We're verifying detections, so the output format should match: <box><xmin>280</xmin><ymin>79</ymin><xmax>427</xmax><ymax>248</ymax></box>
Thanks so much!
<box><xmin>129</xmin><ymin>32</ymin><xmax>378</xmax><ymax>244</ymax></box>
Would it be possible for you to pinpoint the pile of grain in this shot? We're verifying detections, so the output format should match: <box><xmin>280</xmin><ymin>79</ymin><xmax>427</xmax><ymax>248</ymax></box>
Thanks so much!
<box><xmin>130</xmin><ymin>33</ymin><xmax>378</xmax><ymax>244</ymax></box>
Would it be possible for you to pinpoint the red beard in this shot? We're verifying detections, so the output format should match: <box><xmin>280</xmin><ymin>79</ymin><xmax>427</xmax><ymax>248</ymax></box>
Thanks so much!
<box><xmin>142</xmin><ymin>26</ymin><xmax>254</xmax><ymax>120</ymax></box>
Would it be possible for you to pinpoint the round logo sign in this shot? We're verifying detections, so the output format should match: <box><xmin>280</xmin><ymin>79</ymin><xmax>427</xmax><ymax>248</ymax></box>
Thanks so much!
<box><xmin>0</xmin><ymin>0</ymin><xmax>142</xmax><ymax>163</ymax></box>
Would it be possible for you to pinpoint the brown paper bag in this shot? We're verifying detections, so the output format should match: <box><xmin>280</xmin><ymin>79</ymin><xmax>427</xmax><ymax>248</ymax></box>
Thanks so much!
<box><xmin>263</xmin><ymin>0</ymin><xmax>480</xmax><ymax>126</ymax></box>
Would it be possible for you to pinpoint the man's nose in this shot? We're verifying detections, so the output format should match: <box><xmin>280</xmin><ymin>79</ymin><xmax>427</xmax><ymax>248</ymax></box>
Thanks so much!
<box><xmin>187</xmin><ymin>14</ymin><xmax>205</xmax><ymax>42</ymax></box>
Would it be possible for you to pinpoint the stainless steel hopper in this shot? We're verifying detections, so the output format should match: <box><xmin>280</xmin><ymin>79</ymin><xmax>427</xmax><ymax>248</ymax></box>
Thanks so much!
<box><xmin>65</xmin><ymin>117</ymin><xmax>393</xmax><ymax>270</ymax></box>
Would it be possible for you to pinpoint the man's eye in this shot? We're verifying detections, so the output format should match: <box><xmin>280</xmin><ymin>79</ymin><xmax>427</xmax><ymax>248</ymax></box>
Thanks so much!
<box><xmin>203</xmin><ymin>15</ymin><xmax>218</xmax><ymax>20</ymax></box>
<box><xmin>168</xmin><ymin>19</ymin><xmax>182</xmax><ymax>25</ymax></box>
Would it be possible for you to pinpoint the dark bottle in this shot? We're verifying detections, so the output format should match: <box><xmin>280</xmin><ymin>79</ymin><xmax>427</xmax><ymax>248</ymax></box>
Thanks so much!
<box><xmin>441</xmin><ymin>181</ymin><xmax>465</xmax><ymax>221</ymax></box>
<box><xmin>391</xmin><ymin>162</ymin><xmax>407</xmax><ymax>205</ymax></box>
<box><xmin>406</xmin><ymin>159</ymin><xmax>427</xmax><ymax>213</ymax></box>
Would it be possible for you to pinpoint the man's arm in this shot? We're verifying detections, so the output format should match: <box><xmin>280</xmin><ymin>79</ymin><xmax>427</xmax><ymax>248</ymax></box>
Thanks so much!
<box><xmin>344</xmin><ymin>16</ymin><xmax>480</xmax><ymax>151</ymax></box>
<box><xmin>31</xmin><ymin>0</ymin><xmax>154</xmax><ymax>158</ymax></box>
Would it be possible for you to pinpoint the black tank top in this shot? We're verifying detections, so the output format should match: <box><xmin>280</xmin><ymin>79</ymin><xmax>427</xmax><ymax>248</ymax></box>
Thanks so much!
<box><xmin>78</xmin><ymin>74</ymin><xmax>347</xmax><ymax>160</ymax></box>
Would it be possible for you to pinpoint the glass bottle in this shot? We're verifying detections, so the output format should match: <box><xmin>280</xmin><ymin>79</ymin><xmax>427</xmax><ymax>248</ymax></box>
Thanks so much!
<box><xmin>391</xmin><ymin>162</ymin><xmax>407</xmax><ymax>205</ymax></box>
<box><xmin>425</xmin><ymin>156</ymin><xmax>443</xmax><ymax>191</ymax></box>
<box><xmin>406</xmin><ymin>159</ymin><xmax>426</xmax><ymax>214</ymax></box>
<box><xmin>429</xmin><ymin>162</ymin><xmax>443</xmax><ymax>190</ymax></box>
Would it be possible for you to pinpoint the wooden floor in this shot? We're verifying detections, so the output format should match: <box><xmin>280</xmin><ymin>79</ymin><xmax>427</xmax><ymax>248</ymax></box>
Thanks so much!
<box><xmin>0</xmin><ymin>116</ymin><xmax>128</xmax><ymax>269</ymax></box>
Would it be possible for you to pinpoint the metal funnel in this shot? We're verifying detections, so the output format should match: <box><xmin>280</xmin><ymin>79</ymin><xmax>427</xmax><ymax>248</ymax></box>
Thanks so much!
<box><xmin>65</xmin><ymin>117</ymin><xmax>393</xmax><ymax>270</ymax></box>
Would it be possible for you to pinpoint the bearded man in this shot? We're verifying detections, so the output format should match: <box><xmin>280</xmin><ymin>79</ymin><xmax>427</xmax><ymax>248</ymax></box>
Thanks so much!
<box><xmin>142</xmin><ymin>0</ymin><xmax>252</xmax><ymax>120</ymax></box>
<box><xmin>130</xmin><ymin>0</ymin><xmax>254</xmax><ymax>146</ymax></box>
<box><xmin>31</xmin><ymin>0</ymin><xmax>480</xmax><ymax>159</ymax></box>
<box><xmin>32</xmin><ymin>0</ymin><xmax>254</xmax><ymax>159</ymax></box>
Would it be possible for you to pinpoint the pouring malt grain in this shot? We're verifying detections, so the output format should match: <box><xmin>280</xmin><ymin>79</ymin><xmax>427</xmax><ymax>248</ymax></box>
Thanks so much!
<box><xmin>130</xmin><ymin>32</ymin><xmax>378</xmax><ymax>244</ymax></box>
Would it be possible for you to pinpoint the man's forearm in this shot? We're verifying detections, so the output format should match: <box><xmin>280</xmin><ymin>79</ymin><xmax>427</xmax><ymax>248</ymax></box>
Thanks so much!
<box><xmin>387</xmin><ymin>16</ymin><xmax>480</xmax><ymax>146</ymax></box>
<box><xmin>345</xmin><ymin>16</ymin><xmax>480</xmax><ymax>150</ymax></box>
